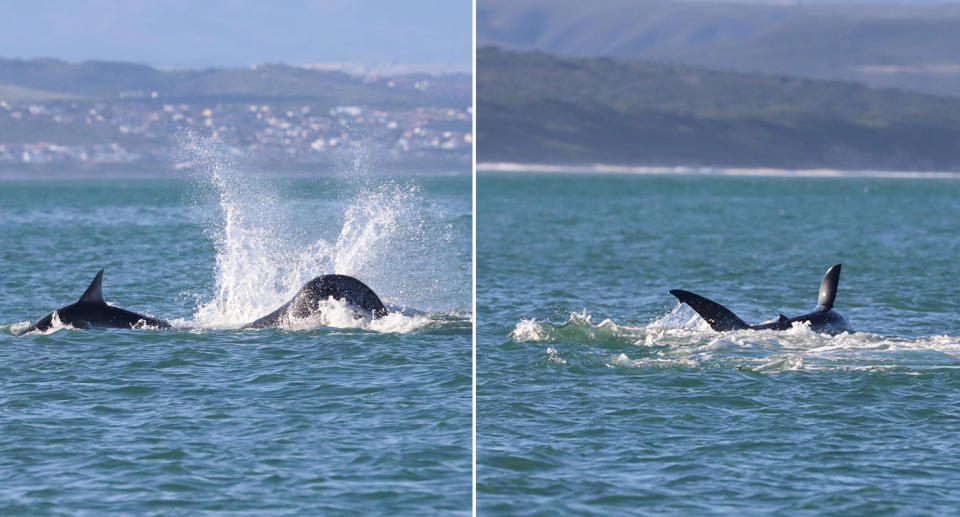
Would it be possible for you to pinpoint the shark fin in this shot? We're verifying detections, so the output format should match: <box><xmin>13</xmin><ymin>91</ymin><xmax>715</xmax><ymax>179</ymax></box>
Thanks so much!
<box><xmin>816</xmin><ymin>264</ymin><xmax>841</xmax><ymax>312</ymax></box>
<box><xmin>78</xmin><ymin>269</ymin><xmax>106</xmax><ymax>304</ymax></box>
<box><xmin>670</xmin><ymin>289</ymin><xmax>749</xmax><ymax>331</ymax></box>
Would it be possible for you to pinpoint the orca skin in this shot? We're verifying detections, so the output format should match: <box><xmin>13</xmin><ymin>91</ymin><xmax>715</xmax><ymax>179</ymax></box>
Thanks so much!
<box><xmin>17</xmin><ymin>270</ymin><xmax>171</xmax><ymax>336</ymax></box>
<box><xmin>670</xmin><ymin>264</ymin><xmax>851</xmax><ymax>335</ymax></box>
<box><xmin>242</xmin><ymin>274</ymin><xmax>388</xmax><ymax>329</ymax></box>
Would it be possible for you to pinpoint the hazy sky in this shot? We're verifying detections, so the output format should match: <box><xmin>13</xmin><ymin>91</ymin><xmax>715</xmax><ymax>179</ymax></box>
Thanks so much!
<box><xmin>0</xmin><ymin>0</ymin><xmax>472</xmax><ymax>72</ymax></box>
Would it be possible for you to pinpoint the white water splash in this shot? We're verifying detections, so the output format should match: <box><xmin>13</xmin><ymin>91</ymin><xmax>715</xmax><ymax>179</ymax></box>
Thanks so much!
<box><xmin>511</xmin><ymin>318</ymin><xmax>548</xmax><ymax>341</ymax></box>
<box><xmin>253</xmin><ymin>297</ymin><xmax>431</xmax><ymax>333</ymax></box>
<box><xmin>510</xmin><ymin>308</ymin><xmax>960</xmax><ymax>373</ymax></box>
<box><xmin>7</xmin><ymin>321</ymin><xmax>32</xmax><ymax>335</ymax></box>
<box><xmin>16</xmin><ymin>311</ymin><xmax>74</xmax><ymax>336</ymax></box>
<box><xmin>178</xmin><ymin>132</ymin><xmax>445</xmax><ymax>332</ymax></box>
<box><xmin>546</xmin><ymin>347</ymin><xmax>567</xmax><ymax>364</ymax></box>
<box><xmin>647</xmin><ymin>302</ymin><xmax>712</xmax><ymax>331</ymax></box>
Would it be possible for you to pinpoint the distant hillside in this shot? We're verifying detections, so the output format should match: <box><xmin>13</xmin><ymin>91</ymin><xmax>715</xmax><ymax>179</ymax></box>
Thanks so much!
<box><xmin>0</xmin><ymin>83</ymin><xmax>78</xmax><ymax>102</ymax></box>
<box><xmin>478</xmin><ymin>0</ymin><xmax>960</xmax><ymax>98</ymax></box>
<box><xmin>477</xmin><ymin>48</ymin><xmax>960</xmax><ymax>171</ymax></box>
<box><xmin>0</xmin><ymin>58</ymin><xmax>470</xmax><ymax>107</ymax></box>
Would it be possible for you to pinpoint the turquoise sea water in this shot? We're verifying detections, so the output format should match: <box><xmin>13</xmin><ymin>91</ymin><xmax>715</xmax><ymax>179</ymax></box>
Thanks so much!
<box><xmin>478</xmin><ymin>172</ymin><xmax>960</xmax><ymax>515</ymax></box>
<box><xmin>0</xmin><ymin>170</ymin><xmax>471</xmax><ymax>514</ymax></box>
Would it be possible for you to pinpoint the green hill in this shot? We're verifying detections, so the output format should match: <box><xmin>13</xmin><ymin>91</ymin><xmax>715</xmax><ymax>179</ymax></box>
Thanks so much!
<box><xmin>477</xmin><ymin>48</ymin><xmax>960</xmax><ymax>171</ymax></box>
<box><xmin>0</xmin><ymin>58</ymin><xmax>469</xmax><ymax>107</ymax></box>
<box><xmin>478</xmin><ymin>0</ymin><xmax>960</xmax><ymax>98</ymax></box>
<box><xmin>0</xmin><ymin>83</ymin><xmax>79</xmax><ymax>102</ymax></box>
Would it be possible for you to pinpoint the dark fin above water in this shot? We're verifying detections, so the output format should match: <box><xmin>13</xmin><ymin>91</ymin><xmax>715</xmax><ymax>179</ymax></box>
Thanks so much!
<box><xmin>778</xmin><ymin>314</ymin><xmax>791</xmax><ymax>329</ymax></box>
<box><xmin>78</xmin><ymin>269</ymin><xmax>106</xmax><ymax>304</ymax></box>
<box><xmin>816</xmin><ymin>264</ymin><xmax>841</xmax><ymax>312</ymax></box>
<box><xmin>669</xmin><ymin>289</ymin><xmax>749</xmax><ymax>331</ymax></box>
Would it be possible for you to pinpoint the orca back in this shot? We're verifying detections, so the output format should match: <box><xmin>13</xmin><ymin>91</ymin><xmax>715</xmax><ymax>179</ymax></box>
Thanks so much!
<box><xmin>243</xmin><ymin>274</ymin><xmax>388</xmax><ymax>329</ymax></box>
<box><xmin>17</xmin><ymin>270</ymin><xmax>170</xmax><ymax>336</ymax></box>
<box><xmin>668</xmin><ymin>264</ymin><xmax>851</xmax><ymax>335</ymax></box>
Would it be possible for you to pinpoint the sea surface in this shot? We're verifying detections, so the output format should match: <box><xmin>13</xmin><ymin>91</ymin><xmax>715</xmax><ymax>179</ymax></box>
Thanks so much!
<box><xmin>478</xmin><ymin>171</ymin><xmax>960</xmax><ymax>515</ymax></box>
<box><xmin>0</xmin><ymin>163</ymin><xmax>472</xmax><ymax>514</ymax></box>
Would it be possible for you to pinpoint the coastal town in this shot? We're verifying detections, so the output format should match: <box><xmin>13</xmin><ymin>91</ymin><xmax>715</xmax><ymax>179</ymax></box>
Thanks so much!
<box><xmin>0</xmin><ymin>95</ymin><xmax>472</xmax><ymax>171</ymax></box>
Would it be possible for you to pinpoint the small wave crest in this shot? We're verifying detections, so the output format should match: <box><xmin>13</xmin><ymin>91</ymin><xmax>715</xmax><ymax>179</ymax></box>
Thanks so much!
<box><xmin>509</xmin><ymin>310</ymin><xmax>640</xmax><ymax>347</ymax></box>
<box><xmin>509</xmin><ymin>306</ymin><xmax>960</xmax><ymax>373</ymax></box>
<box><xmin>258</xmin><ymin>297</ymin><xmax>433</xmax><ymax>333</ymax></box>
<box><xmin>10</xmin><ymin>311</ymin><xmax>74</xmax><ymax>336</ymax></box>
<box><xmin>7</xmin><ymin>321</ymin><xmax>33</xmax><ymax>336</ymax></box>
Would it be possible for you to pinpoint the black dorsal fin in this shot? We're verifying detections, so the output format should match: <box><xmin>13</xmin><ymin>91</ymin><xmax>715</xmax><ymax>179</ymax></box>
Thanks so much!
<box><xmin>816</xmin><ymin>264</ymin><xmax>841</xmax><ymax>312</ymax></box>
<box><xmin>670</xmin><ymin>289</ymin><xmax>749</xmax><ymax>331</ymax></box>
<box><xmin>78</xmin><ymin>269</ymin><xmax>106</xmax><ymax>304</ymax></box>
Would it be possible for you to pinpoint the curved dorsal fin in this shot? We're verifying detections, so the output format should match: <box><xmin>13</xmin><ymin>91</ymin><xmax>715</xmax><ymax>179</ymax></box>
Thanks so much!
<box><xmin>669</xmin><ymin>289</ymin><xmax>749</xmax><ymax>331</ymax></box>
<box><xmin>816</xmin><ymin>264</ymin><xmax>841</xmax><ymax>311</ymax></box>
<box><xmin>78</xmin><ymin>269</ymin><xmax>106</xmax><ymax>304</ymax></box>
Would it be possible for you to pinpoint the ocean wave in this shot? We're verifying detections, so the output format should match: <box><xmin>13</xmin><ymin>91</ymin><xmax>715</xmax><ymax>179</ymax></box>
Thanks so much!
<box><xmin>509</xmin><ymin>304</ymin><xmax>960</xmax><ymax>373</ymax></box>
<box><xmin>479</xmin><ymin>162</ymin><xmax>960</xmax><ymax>179</ymax></box>
<box><xmin>9</xmin><ymin>302</ymin><xmax>465</xmax><ymax>337</ymax></box>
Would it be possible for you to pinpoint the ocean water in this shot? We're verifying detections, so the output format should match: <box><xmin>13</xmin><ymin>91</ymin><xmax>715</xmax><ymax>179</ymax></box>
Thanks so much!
<box><xmin>0</xmin><ymin>166</ymin><xmax>471</xmax><ymax>514</ymax></box>
<box><xmin>478</xmin><ymin>171</ymin><xmax>960</xmax><ymax>515</ymax></box>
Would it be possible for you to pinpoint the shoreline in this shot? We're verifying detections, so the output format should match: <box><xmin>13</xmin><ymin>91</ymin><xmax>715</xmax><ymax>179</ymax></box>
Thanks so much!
<box><xmin>0</xmin><ymin>163</ymin><xmax>472</xmax><ymax>181</ymax></box>
<box><xmin>478</xmin><ymin>162</ymin><xmax>960</xmax><ymax>179</ymax></box>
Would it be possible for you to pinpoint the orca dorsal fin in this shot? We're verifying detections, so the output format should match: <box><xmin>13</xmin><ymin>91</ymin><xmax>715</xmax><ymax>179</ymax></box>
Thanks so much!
<box><xmin>670</xmin><ymin>289</ymin><xmax>750</xmax><ymax>331</ymax></box>
<box><xmin>78</xmin><ymin>269</ymin><xmax>106</xmax><ymax>304</ymax></box>
<box><xmin>816</xmin><ymin>264</ymin><xmax>841</xmax><ymax>312</ymax></box>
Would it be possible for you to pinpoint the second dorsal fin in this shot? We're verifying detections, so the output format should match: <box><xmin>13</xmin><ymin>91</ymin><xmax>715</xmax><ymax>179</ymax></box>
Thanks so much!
<box><xmin>816</xmin><ymin>264</ymin><xmax>841</xmax><ymax>312</ymax></box>
<box><xmin>78</xmin><ymin>269</ymin><xmax>106</xmax><ymax>304</ymax></box>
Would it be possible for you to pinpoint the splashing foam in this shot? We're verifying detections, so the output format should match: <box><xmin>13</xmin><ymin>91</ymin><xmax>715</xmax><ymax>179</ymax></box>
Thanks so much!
<box><xmin>510</xmin><ymin>310</ymin><xmax>643</xmax><ymax>346</ymax></box>
<box><xmin>511</xmin><ymin>318</ymin><xmax>548</xmax><ymax>342</ymax></box>
<box><xmin>648</xmin><ymin>303</ymin><xmax>712</xmax><ymax>331</ymax></box>
<box><xmin>546</xmin><ymin>347</ymin><xmax>567</xmax><ymax>364</ymax></box>
<box><xmin>262</xmin><ymin>297</ymin><xmax>430</xmax><ymax>333</ymax></box>
<box><xmin>179</xmin><ymin>132</ymin><xmax>435</xmax><ymax>332</ymax></box>
<box><xmin>6</xmin><ymin>321</ymin><xmax>30</xmax><ymax>335</ymax></box>
<box><xmin>13</xmin><ymin>311</ymin><xmax>73</xmax><ymax>336</ymax></box>
<box><xmin>508</xmin><ymin>304</ymin><xmax>960</xmax><ymax>372</ymax></box>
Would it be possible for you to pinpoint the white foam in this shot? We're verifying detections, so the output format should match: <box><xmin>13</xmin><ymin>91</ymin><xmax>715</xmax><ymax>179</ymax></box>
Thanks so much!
<box><xmin>33</xmin><ymin>311</ymin><xmax>73</xmax><ymax>335</ymax></box>
<box><xmin>479</xmin><ymin>162</ymin><xmax>960</xmax><ymax>179</ymax></box>
<box><xmin>511</xmin><ymin>318</ymin><xmax>548</xmax><ymax>342</ymax></box>
<box><xmin>606</xmin><ymin>352</ymin><xmax>700</xmax><ymax>369</ymax></box>
<box><xmin>751</xmin><ymin>355</ymin><xmax>805</xmax><ymax>373</ymax></box>
<box><xmin>177</xmin><ymin>132</ymin><xmax>454</xmax><ymax>333</ymax></box>
<box><xmin>512</xmin><ymin>309</ymin><xmax>960</xmax><ymax>370</ymax></box>
<box><xmin>255</xmin><ymin>297</ymin><xmax>428</xmax><ymax>333</ymax></box>
<box><xmin>546</xmin><ymin>347</ymin><xmax>567</xmax><ymax>364</ymax></box>
<box><xmin>648</xmin><ymin>303</ymin><xmax>712</xmax><ymax>331</ymax></box>
<box><xmin>7</xmin><ymin>321</ymin><xmax>32</xmax><ymax>335</ymax></box>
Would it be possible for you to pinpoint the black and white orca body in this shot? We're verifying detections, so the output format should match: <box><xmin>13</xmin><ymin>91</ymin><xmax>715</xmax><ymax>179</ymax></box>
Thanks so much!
<box><xmin>17</xmin><ymin>271</ymin><xmax>388</xmax><ymax>335</ymax></box>
<box><xmin>17</xmin><ymin>270</ymin><xmax>171</xmax><ymax>336</ymax></box>
<box><xmin>670</xmin><ymin>264</ymin><xmax>851</xmax><ymax>334</ymax></box>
